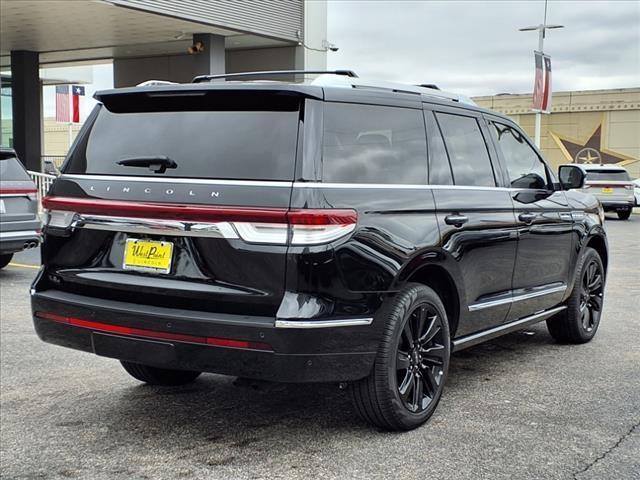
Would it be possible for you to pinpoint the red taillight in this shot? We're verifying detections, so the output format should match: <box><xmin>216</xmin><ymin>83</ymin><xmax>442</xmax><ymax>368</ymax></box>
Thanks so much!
<box><xmin>42</xmin><ymin>196</ymin><xmax>357</xmax><ymax>245</ymax></box>
<box><xmin>42</xmin><ymin>196</ymin><xmax>288</xmax><ymax>224</ymax></box>
<box><xmin>0</xmin><ymin>188</ymin><xmax>37</xmax><ymax>195</ymax></box>
<box><xmin>35</xmin><ymin>311</ymin><xmax>272</xmax><ymax>351</ymax></box>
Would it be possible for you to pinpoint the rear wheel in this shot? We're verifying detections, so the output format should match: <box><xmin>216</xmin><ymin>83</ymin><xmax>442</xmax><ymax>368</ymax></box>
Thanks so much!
<box><xmin>120</xmin><ymin>361</ymin><xmax>201</xmax><ymax>386</ymax></box>
<box><xmin>350</xmin><ymin>283</ymin><xmax>450</xmax><ymax>431</ymax></box>
<box><xmin>547</xmin><ymin>247</ymin><xmax>604</xmax><ymax>344</ymax></box>
<box><xmin>0</xmin><ymin>254</ymin><xmax>13</xmax><ymax>269</ymax></box>
<box><xmin>617</xmin><ymin>209</ymin><xmax>631</xmax><ymax>220</ymax></box>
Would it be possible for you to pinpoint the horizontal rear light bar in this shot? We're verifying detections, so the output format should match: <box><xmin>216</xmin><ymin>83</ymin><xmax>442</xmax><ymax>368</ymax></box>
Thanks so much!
<box><xmin>35</xmin><ymin>311</ymin><xmax>273</xmax><ymax>351</ymax></box>
<box><xmin>42</xmin><ymin>196</ymin><xmax>357</xmax><ymax>245</ymax></box>
<box><xmin>0</xmin><ymin>188</ymin><xmax>38</xmax><ymax>197</ymax></box>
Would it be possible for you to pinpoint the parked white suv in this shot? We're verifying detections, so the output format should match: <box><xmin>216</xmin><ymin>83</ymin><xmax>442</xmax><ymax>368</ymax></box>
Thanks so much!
<box><xmin>561</xmin><ymin>164</ymin><xmax>635</xmax><ymax>220</ymax></box>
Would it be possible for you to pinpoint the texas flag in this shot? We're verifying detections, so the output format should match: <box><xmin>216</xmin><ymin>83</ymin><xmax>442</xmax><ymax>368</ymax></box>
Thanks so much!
<box><xmin>71</xmin><ymin>85</ymin><xmax>85</xmax><ymax>123</ymax></box>
<box><xmin>532</xmin><ymin>51</ymin><xmax>552</xmax><ymax>114</ymax></box>
<box><xmin>56</xmin><ymin>85</ymin><xmax>85</xmax><ymax>123</ymax></box>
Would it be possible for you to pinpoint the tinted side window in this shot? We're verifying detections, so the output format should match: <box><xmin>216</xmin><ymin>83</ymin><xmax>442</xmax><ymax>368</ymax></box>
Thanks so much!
<box><xmin>435</xmin><ymin>113</ymin><xmax>495</xmax><ymax>187</ymax></box>
<box><xmin>322</xmin><ymin>103</ymin><xmax>427</xmax><ymax>184</ymax></box>
<box><xmin>490</xmin><ymin>121</ymin><xmax>549</xmax><ymax>189</ymax></box>
<box><xmin>0</xmin><ymin>157</ymin><xmax>30</xmax><ymax>181</ymax></box>
<box><xmin>425</xmin><ymin>112</ymin><xmax>453</xmax><ymax>185</ymax></box>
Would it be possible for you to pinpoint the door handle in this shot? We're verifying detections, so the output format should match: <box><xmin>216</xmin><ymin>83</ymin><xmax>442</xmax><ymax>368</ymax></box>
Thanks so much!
<box><xmin>445</xmin><ymin>214</ymin><xmax>469</xmax><ymax>227</ymax></box>
<box><xmin>518</xmin><ymin>212</ymin><xmax>537</xmax><ymax>224</ymax></box>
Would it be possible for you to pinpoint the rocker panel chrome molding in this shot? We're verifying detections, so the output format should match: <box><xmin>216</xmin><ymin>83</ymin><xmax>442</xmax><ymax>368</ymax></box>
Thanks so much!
<box><xmin>468</xmin><ymin>284</ymin><xmax>566</xmax><ymax>312</ymax></box>
<box><xmin>452</xmin><ymin>305</ymin><xmax>567</xmax><ymax>352</ymax></box>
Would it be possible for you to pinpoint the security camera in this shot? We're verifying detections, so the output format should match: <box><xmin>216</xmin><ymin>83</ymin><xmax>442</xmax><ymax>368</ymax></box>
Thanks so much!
<box><xmin>322</xmin><ymin>40</ymin><xmax>339</xmax><ymax>52</ymax></box>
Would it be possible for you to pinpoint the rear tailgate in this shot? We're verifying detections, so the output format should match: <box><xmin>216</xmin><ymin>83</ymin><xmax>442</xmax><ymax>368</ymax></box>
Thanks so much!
<box><xmin>0</xmin><ymin>154</ymin><xmax>39</xmax><ymax>227</ymax></box>
<box><xmin>40</xmin><ymin>89</ymin><xmax>305</xmax><ymax>317</ymax></box>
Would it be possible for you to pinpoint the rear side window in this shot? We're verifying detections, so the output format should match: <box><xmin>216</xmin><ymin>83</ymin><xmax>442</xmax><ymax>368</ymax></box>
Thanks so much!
<box><xmin>435</xmin><ymin>113</ymin><xmax>496</xmax><ymax>187</ymax></box>
<box><xmin>489</xmin><ymin>121</ymin><xmax>549</xmax><ymax>189</ymax></box>
<box><xmin>65</xmin><ymin>96</ymin><xmax>301</xmax><ymax>181</ymax></box>
<box><xmin>586</xmin><ymin>170</ymin><xmax>630</xmax><ymax>181</ymax></box>
<box><xmin>425</xmin><ymin>112</ymin><xmax>453</xmax><ymax>185</ymax></box>
<box><xmin>322</xmin><ymin>103</ymin><xmax>428</xmax><ymax>184</ymax></box>
<box><xmin>0</xmin><ymin>156</ymin><xmax>30</xmax><ymax>181</ymax></box>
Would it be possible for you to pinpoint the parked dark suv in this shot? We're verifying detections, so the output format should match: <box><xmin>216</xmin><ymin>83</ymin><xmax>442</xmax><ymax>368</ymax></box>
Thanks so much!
<box><xmin>31</xmin><ymin>71</ymin><xmax>608</xmax><ymax>431</ymax></box>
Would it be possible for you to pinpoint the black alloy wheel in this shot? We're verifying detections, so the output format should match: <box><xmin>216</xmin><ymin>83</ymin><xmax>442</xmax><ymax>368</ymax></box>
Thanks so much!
<box><xmin>547</xmin><ymin>247</ymin><xmax>605</xmax><ymax>344</ymax></box>
<box><xmin>396</xmin><ymin>304</ymin><xmax>447</xmax><ymax>413</ymax></box>
<box><xmin>350</xmin><ymin>283</ymin><xmax>450</xmax><ymax>431</ymax></box>
<box><xmin>579</xmin><ymin>258</ymin><xmax>604</xmax><ymax>333</ymax></box>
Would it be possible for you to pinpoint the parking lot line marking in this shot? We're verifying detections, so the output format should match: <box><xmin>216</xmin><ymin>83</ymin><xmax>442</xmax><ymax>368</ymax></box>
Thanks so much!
<box><xmin>7</xmin><ymin>263</ymin><xmax>40</xmax><ymax>270</ymax></box>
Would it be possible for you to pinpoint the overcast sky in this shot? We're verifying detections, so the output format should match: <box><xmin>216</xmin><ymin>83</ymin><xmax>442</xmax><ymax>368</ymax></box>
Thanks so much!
<box><xmin>326</xmin><ymin>0</ymin><xmax>640</xmax><ymax>96</ymax></box>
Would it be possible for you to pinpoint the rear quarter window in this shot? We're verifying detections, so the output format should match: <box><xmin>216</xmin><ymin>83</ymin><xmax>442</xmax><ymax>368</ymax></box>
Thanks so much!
<box><xmin>322</xmin><ymin>103</ymin><xmax>428</xmax><ymax>184</ymax></box>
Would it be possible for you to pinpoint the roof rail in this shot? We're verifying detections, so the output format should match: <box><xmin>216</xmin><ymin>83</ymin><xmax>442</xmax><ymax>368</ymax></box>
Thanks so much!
<box><xmin>311</xmin><ymin>75</ymin><xmax>477</xmax><ymax>106</ymax></box>
<box><xmin>136</xmin><ymin>80</ymin><xmax>179</xmax><ymax>87</ymax></box>
<box><xmin>418</xmin><ymin>84</ymin><xmax>440</xmax><ymax>90</ymax></box>
<box><xmin>192</xmin><ymin>70</ymin><xmax>358</xmax><ymax>83</ymax></box>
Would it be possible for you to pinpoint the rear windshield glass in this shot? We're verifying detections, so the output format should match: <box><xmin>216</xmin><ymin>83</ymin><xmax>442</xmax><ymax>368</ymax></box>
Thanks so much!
<box><xmin>586</xmin><ymin>170</ymin><xmax>630</xmax><ymax>181</ymax></box>
<box><xmin>65</xmin><ymin>97</ymin><xmax>301</xmax><ymax>181</ymax></box>
<box><xmin>0</xmin><ymin>157</ymin><xmax>30</xmax><ymax>181</ymax></box>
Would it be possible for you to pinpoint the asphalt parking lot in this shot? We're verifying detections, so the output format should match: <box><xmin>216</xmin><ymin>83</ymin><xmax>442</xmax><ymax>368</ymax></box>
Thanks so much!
<box><xmin>1</xmin><ymin>214</ymin><xmax>639</xmax><ymax>480</ymax></box>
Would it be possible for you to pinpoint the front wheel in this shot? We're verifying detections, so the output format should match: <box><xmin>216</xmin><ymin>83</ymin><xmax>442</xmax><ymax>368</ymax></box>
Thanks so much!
<box><xmin>120</xmin><ymin>361</ymin><xmax>201</xmax><ymax>386</ymax></box>
<box><xmin>617</xmin><ymin>209</ymin><xmax>631</xmax><ymax>220</ymax></box>
<box><xmin>350</xmin><ymin>283</ymin><xmax>451</xmax><ymax>431</ymax></box>
<box><xmin>547</xmin><ymin>247</ymin><xmax>604</xmax><ymax>344</ymax></box>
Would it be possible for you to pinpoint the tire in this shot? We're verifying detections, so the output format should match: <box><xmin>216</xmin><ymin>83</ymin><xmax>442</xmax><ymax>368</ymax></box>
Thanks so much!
<box><xmin>120</xmin><ymin>361</ymin><xmax>201</xmax><ymax>386</ymax></box>
<box><xmin>546</xmin><ymin>247</ymin><xmax>604</xmax><ymax>344</ymax></box>
<box><xmin>350</xmin><ymin>283</ymin><xmax>451</xmax><ymax>431</ymax></box>
<box><xmin>0</xmin><ymin>254</ymin><xmax>13</xmax><ymax>269</ymax></box>
<box><xmin>617</xmin><ymin>209</ymin><xmax>631</xmax><ymax>220</ymax></box>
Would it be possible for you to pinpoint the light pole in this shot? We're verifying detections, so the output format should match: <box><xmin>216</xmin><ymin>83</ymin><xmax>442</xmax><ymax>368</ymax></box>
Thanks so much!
<box><xmin>519</xmin><ymin>0</ymin><xmax>564</xmax><ymax>148</ymax></box>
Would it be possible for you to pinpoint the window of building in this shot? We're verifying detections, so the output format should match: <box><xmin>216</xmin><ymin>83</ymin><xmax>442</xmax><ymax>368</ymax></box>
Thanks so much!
<box><xmin>435</xmin><ymin>112</ymin><xmax>496</xmax><ymax>187</ymax></box>
<box><xmin>322</xmin><ymin>103</ymin><xmax>428</xmax><ymax>184</ymax></box>
<box><xmin>425</xmin><ymin>111</ymin><xmax>453</xmax><ymax>185</ymax></box>
<box><xmin>490</xmin><ymin>121</ymin><xmax>549</xmax><ymax>189</ymax></box>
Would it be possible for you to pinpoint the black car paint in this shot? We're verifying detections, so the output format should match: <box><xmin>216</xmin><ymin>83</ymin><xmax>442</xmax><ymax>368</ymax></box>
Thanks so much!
<box><xmin>31</xmin><ymin>83</ymin><xmax>607</xmax><ymax>383</ymax></box>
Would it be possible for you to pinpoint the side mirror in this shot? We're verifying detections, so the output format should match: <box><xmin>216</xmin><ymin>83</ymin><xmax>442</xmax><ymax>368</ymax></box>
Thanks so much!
<box><xmin>558</xmin><ymin>165</ymin><xmax>585</xmax><ymax>190</ymax></box>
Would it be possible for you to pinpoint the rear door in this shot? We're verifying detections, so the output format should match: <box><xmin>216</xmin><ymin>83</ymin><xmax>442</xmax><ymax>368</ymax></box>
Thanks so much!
<box><xmin>43</xmin><ymin>90</ymin><xmax>304</xmax><ymax>317</ymax></box>
<box><xmin>427</xmin><ymin>108</ymin><xmax>518</xmax><ymax>335</ymax></box>
<box><xmin>486</xmin><ymin>118</ymin><xmax>573</xmax><ymax>320</ymax></box>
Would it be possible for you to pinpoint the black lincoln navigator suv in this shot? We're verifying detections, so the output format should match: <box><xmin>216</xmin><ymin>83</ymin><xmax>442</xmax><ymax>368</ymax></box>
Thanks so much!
<box><xmin>32</xmin><ymin>71</ymin><xmax>608</xmax><ymax>431</ymax></box>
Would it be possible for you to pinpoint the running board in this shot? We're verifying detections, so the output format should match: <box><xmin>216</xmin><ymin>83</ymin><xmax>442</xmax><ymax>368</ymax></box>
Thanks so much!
<box><xmin>452</xmin><ymin>305</ymin><xmax>567</xmax><ymax>352</ymax></box>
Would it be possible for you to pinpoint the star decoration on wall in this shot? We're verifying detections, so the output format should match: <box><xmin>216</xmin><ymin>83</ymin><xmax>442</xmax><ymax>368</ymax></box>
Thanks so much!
<box><xmin>549</xmin><ymin>120</ymin><xmax>637</xmax><ymax>165</ymax></box>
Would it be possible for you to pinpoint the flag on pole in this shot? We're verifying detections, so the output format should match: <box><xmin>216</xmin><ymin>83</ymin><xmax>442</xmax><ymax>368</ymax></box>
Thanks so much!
<box><xmin>55</xmin><ymin>85</ymin><xmax>69</xmax><ymax>122</ymax></box>
<box><xmin>532</xmin><ymin>51</ymin><xmax>552</xmax><ymax>113</ymax></box>
<box><xmin>71</xmin><ymin>85</ymin><xmax>85</xmax><ymax>123</ymax></box>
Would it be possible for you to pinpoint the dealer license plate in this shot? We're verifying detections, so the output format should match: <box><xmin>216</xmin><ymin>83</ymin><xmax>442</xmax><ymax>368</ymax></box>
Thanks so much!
<box><xmin>123</xmin><ymin>239</ymin><xmax>173</xmax><ymax>274</ymax></box>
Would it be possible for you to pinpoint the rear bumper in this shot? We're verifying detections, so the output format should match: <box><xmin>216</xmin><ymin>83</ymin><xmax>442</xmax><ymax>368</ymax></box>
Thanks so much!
<box><xmin>31</xmin><ymin>289</ymin><xmax>379</xmax><ymax>383</ymax></box>
<box><xmin>599</xmin><ymin>200</ymin><xmax>634</xmax><ymax>211</ymax></box>
<box><xmin>0</xmin><ymin>228</ymin><xmax>41</xmax><ymax>254</ymax></box>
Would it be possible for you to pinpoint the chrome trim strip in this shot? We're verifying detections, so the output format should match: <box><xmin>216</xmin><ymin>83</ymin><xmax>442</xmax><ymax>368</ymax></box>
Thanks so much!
<box><xmin>0</xmin><ymin>229</ymin><xmax>40</xmax><ymax>240</ymax></box>
<box><xmin>61</xmin><ymin>174</ymin><xmax>293</xmax><ymax>188</ymax></box>
<box><xmin>293</xmin><ymin>182</ymin><xmax>512</xmax><ymax>192</ymax></box>
<box><xmin>452</xmin><ymin>305</ymin><xmax>567</xmax><ymax>351</ymax></box>
<box><xmin>468</xmin><ymin>285</ymin><xmax>566</xmax><ymax>312</ymax></box>
<box><xmin>275</xmin><ymin>317</ymin><xmax>374</xmax><ymax>329</ymax></box>
<box><xmin>71</xmin><ymin>214</ymin><xmax>239</xmax><ymax>239</ymax></box>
